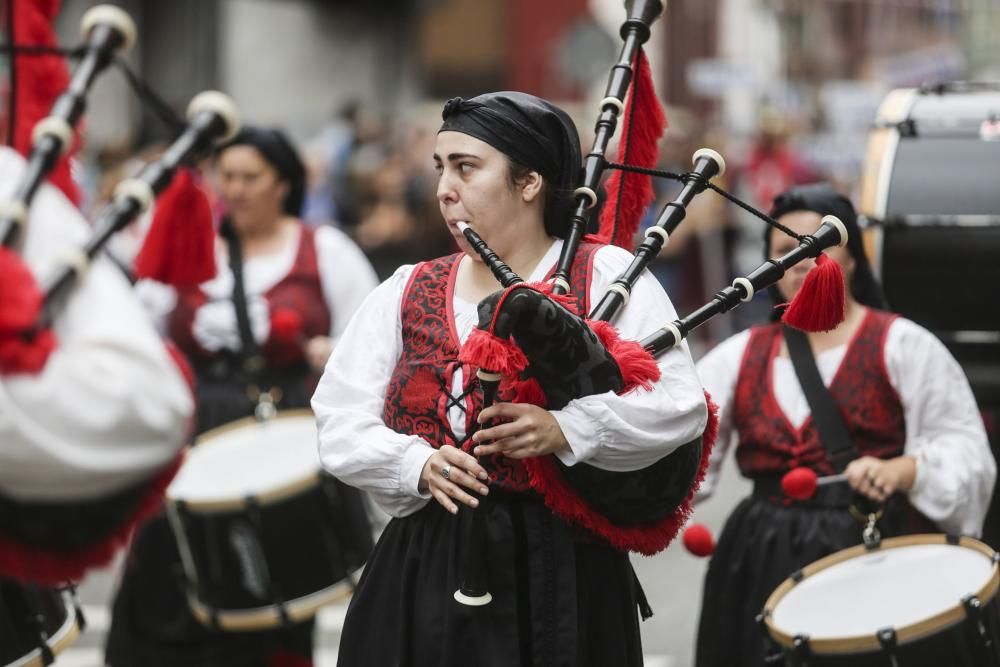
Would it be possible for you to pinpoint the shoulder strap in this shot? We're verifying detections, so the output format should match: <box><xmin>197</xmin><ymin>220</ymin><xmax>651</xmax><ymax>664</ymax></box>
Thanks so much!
<box><xmin>783</xmin><ymin>325</ymin><xmax>859</xmax><ymax>472</ymax></box>
<box><xmin>223</xmin><ymin>223</ymin><xmax>263</xmax><ymax>373</ymax></box>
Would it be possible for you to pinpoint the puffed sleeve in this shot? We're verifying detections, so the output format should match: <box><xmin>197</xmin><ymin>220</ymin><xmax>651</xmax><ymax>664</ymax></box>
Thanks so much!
<box><xmin>312</xmin><ymin>265</ymin><xmax>435</xmax><ymax>518</ymax></box>
<box><xmin>692</xmin><ymin>329</ymin><xmax>751</xmax><ymax>500</ymax></box>
<box><xmin>550</xmin><ymin>245</ymin><xmax>708</xmax><ymax>471</ymax></box>
<box><xmin>314</xmin><ymin>225</ymin><xmax>380</xmax><ymax>341</ymax></box>
<box><xmin>886</xmin><ymin>318</ymin><xmax>995</xmax><ymax>536</ymax></box>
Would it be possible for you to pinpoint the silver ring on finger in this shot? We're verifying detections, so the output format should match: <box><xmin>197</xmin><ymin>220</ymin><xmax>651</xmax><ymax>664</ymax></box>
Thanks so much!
<box><xmin>441</xmin><ymin>464</ymin><xmax>452</xmax><ymax>480</ymax></box>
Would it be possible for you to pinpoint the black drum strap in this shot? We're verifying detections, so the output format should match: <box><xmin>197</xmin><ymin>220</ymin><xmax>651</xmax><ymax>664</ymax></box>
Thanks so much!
<box><xmin>783</xmin><ymin>326</ymin><xmax>859</xmax><ymax>473</ymax></box>
<box><xmin>222</xmin><ymin>221</ymin><xmax>265</xmax><ymax>384</ymax></box>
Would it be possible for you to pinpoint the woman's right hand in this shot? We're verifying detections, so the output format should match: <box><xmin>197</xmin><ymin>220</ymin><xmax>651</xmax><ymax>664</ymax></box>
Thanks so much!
<box><xmin>419</xmin><ymin>445</ymin><xmax>490</xmax><ymax>514</ymax></box>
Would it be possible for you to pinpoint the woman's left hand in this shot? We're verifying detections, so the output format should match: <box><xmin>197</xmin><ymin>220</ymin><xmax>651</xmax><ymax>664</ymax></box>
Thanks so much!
<box><xmin>305</xmin><ymin>335</ymin><xmax>334</xmax><ymax>373</ymax></box>
<box><xmin>844</xmin><ymin>455</ymin><xmax>918</xmax><ymax>503</ymax></box>
<box><xmin>471</xmin><ymin>402</ymin><xmax>570</xmax><ymax>459</ymax></box>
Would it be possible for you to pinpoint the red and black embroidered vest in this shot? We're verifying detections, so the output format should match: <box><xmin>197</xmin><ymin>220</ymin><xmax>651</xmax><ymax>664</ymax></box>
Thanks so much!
<box><xmin>733</xmin><ymin>310</ymin><xmax>905</xmax><ymax>478</ymax></box>
<box><xmin>383</xmin><ymin>244</ymin><xmax>601</xmax><ymax>491</ymax></box>
<box><xmin>168</xmin><ymin>225</ymin><xmax>331</xmax><ymax>368</ymax></box>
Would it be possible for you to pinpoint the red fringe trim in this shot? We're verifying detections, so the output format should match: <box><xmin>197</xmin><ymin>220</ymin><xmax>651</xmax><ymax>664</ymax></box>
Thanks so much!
<box><xmin>526</xmin><ymin>280</ymin><xmax>580</xmax><ymax>315</ymax></box>
<box><xmin>782</xmin><ymin>253</ymin><xmax>846</xmax><ymax>333</ymax></box>
<box><xmin>11</xmin><ymin>0</ymin><xmax>80</xmax><ymax>205</ymax></box>
<box><xmin>525</xmin><ymin>391</ymin><xmax>719</xmax><ymax>555</ymax></box>
<box><xmin>588</xmin><ymin>320</ymin><xmax>660</xmax><ymax>392</ymax></box>
<box><xmin>502</xmin><ymin>376</ymin><xmax>548</xmax><ymax>408</ymax></box>
<box><xmin>0</xmin><ymin>452</ymin><xmax>185</xmax><ymax>585</ymax></box>
<box><xmin>458</xmin><ymin>328</ymin><xmax>528</xmax><ymax>376</ymax></box>
<box><xmin>596</xmin><ymin>49</ymin><xmax>667</xmax><ymax>250</ymax></box>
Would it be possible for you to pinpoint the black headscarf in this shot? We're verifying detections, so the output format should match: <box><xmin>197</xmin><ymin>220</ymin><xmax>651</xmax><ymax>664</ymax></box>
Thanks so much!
<box><xmin>220</xmin><ymin>126</ymin><xmax>306</xmax><ymax>217</ymax></box>
<box><xmin>439</xmin><ymin>92</ymin><xmax>581</xmax><ymax>237</ymax></box>
<box><xmin>764</xmin><ymin>183</ymin><xmax>886</xmax><ymax>315</ymax></box>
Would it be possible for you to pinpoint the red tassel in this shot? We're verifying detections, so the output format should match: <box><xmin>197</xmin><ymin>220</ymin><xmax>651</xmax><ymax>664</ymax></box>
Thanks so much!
<box><xmin>133</xmin><ymin>169</ymin><xmax>217</xmax><ymax>287</ymax></box>
<box><xmin>588</xmin><ymin>320</ymin><xmax>661</xmax><ymax>392</ymax></box>
<box><xmin>681</xmin><ymin>523</ymin><xmax>715</xmax><ymax>557</ymax></box>
<box><xmin>781</xmin><ymin>467</ymin><xmax>818</xmax><ymax>501</ymax></box>
<box><xmin>10</xmin><ymin>0</ymin><xmax>80</xmax><ymax>205</ymax></box>
<box><xmin>596</xmin><ymin>48</ymin><xmax>667</xmax><ymax>249</ymax></box>
<box><xmin>458</xmin><ymin>328</ymin><xmax>528</xmax><ymax>376</ymax></box>
<box><xmin>782</xmin><ymin>253</ymin><xmax>846</xmax><ymax>332</ymax></box>
<box><xmin>0</xmin><ymin>247</ymin><xmax>57</xmax><ymax>374</ymax></box>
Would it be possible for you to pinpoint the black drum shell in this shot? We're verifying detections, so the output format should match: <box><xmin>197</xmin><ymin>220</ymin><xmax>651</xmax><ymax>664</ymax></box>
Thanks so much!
<box><xmin>0</xmin><ymin>579</ymin><xmax>77</xmax><ymax>666</ymax></box>
<box><xmin>168</xmin><ymin>473</ymin><xmax>372</xmax><ymax>624</ymax></box>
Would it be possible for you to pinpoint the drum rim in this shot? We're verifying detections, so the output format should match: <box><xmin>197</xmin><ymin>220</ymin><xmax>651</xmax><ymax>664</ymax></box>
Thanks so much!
<box><xmin>762</xmin><ymin>534</ymin><xmax>999</xmax><ymax>655</ymax></box>
<box><xmin>5</xmin><ymin>591</ymin><xmax>80</xmax><ymax>667</ymax></box>
<box><xmin>186</xmin><ymin>576</ymin><xmax>355</xmax><ymax>631</ymax></box>
<box><xmin>166</xmin><ymin>409</ymin><xmax>322</xmax><ymax>513</ymax></box>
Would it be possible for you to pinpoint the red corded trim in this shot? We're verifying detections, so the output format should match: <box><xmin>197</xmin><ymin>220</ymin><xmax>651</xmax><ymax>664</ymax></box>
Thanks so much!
<box><xmin>587</xmin><ymin>319</ymin><xmax>660</xmax><ymax>391</ymax></box>
<box><xmin>524</xmin><ymin>391</ymin><xmax>719</xmax><ymax>555</ymax></box>
<box><xmin>0</xmin><ymin>451</ymin><xmax>185</xmax><ymax>585</ymax></box>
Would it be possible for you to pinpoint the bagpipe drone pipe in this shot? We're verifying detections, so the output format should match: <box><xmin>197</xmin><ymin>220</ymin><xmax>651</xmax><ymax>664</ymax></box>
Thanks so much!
<box><xmin>0</xmin><ymin>1</ymin><xmax>240</xmax><ymax>584</ymax></box>
<box><xmin>449</xmin><ymin>1</ymin><xmax>851</xmax><ymax>608</ymax></box>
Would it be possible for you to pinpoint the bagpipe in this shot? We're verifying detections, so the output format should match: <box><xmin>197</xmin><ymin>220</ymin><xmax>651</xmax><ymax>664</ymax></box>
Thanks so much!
<box><xmin>452</xmin><ymin>0</ymin><xmax>849</xmax><ymax>605</ymax></box>
<box><xmin>0</xmin><ymin>1</ymin><xmax>240</xmax><ymax>585</ymax></box>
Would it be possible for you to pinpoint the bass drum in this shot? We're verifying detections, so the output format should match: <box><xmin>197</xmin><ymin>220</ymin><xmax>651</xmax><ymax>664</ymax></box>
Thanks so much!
<box><xmin>858</xmin><ymin>82</ymin><xmax>1000</xmax><ymax>410</ymax></box>
<box><xmin>0</xmin><ymin>580</ymin><xmax>80</xmax><ymax>667</ymax></box>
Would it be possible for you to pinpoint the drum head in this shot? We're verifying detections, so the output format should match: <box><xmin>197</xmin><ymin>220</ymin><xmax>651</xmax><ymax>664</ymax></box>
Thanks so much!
<box><xmin>764</xmin><ymin>535</ymin><xmax>999</xmax><ymax>654</ymax></box>
<box><xmin>167</xmin><ymin>410</ymin><xmax>321</xmax><ymax>510</ymax></box>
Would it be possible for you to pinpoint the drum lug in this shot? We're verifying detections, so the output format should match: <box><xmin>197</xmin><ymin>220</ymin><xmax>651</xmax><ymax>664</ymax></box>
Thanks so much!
<box><xmin>876</xmin><ymin>627</ymin><xmax>899</xmax><ymax>667</ymax></box>
<box><xmin>961</xmin><ymin>594</ymin><xmax>994</xmax><ymax>652</ymax></box>
<box><xmin>792</xmin><ymin>634</ymin><xmax>812</xmax><ymax>666</ymax></box>
<box><xmin>862</xmin><ymin>513</ymin><xmax>882</xmax><ymax>550</ymax></box>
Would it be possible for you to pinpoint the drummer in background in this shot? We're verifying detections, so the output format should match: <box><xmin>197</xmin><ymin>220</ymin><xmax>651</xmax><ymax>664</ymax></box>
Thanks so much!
<box><xmin>106</xmin><ymin>127</ymin><xmax>378</xmax><ymax>667</ymax></box>
<box><xmin>693</xmin><ymin>183</ymin><xmax>995</xmax><ymax>667</ymax></box>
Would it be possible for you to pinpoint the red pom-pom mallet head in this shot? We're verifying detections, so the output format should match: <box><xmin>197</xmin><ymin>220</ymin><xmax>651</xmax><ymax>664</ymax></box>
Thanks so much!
<box><xmin>270</xmin><ymin>308</ymin><xmax>303</xmax><ymax>342</ymax></box>
<box><xmin>781</xmin><ymin>467</ymin><xmax>818</xmax><ymax>501</ymax></box>
<box><xmin>682</xmin><ymin>523</ymin><xmax>715</xmax><ymax>558</ymax></box>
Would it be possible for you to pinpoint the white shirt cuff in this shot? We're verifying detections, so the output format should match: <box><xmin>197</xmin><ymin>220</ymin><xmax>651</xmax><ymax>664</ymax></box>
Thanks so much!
<box><xmin>552</xmin><ymin>410</ymin><xmax>604</xmax><ymax>466</ymax></box>
<box><xmin>400</xmin><ymin>441</ymin><xmax>435</xmax><ymax>498</ymax></box>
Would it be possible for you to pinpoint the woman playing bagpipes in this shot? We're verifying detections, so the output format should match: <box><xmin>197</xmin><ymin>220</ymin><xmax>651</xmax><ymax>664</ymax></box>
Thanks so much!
<box><xmin>311</xmin><ymin>91</ymin><xmax>709</xmax><ymax>666</ymax></box>
<box><xmin>693</xmin><ymin>184</ymin><xmax>996</xmax><ymax>667</ymax></box>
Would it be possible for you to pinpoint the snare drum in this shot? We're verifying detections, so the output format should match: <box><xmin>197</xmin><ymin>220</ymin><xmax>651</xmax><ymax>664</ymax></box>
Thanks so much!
<box><xmin>0</xmin><ymin>579</ymin><xmax>80</xmax><ymax>667</ymax></box>
<box><xmin>165</xmin><ymin>409</ymin><xmax>373</xmax><ymax>631</ymax></box>
<box><xmin>762</xmin><ymin>534</ymin><xmax>1000</xmax><ymax>666</ymax></box>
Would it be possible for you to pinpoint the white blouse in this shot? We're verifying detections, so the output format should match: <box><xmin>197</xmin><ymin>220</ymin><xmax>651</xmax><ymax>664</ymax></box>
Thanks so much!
<box><xmin>312</xmin><ymin>240</ymin><xmax>709</xmax><ymax>518</ymax></box>
<box><xmin>696</xmin><ymin>316</ymin><xmax>995</xmax><ymax>536</ymax></box>
<box><xmin>0</xmin><ymin>148</ymin><xmax>194</xmax><ymax>500</ymax></box>
<box><xmin>137</xmin><ymin>225</ymin><xmax>379</xmax><ymax>350</ymax></box>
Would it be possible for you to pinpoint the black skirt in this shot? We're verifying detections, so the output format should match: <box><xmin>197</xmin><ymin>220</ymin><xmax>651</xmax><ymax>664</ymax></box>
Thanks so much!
<box><xmin>694</xmin><ymin>483</ymin><xmax>932</xmax><ymax>667</ymax></box>
<box><xmin>336</xmin><ymin>491</ymin><xmax>644</xmax><ymax>667</ymax></box>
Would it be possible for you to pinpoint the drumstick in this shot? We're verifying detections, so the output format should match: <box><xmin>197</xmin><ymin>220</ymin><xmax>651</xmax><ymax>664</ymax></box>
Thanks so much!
<box><xmin>781</xmin><ymin>467</ymin><xmax>848</xmax><ymax>500</ymax></box>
